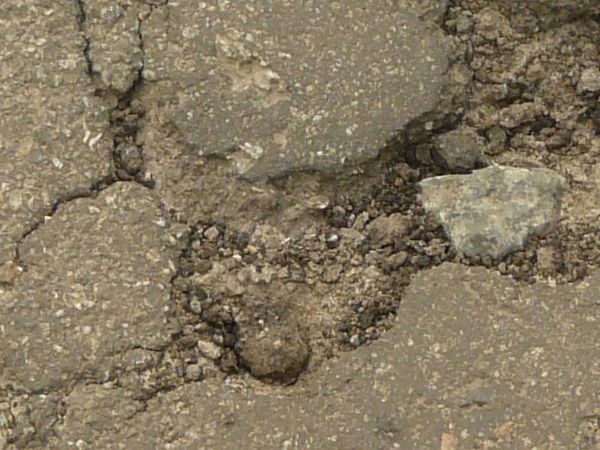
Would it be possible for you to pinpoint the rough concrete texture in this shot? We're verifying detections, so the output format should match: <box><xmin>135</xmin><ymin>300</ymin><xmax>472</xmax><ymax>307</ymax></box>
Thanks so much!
<box><xmin>140</xmin><ymin>0</ymin><xmax>447</xmax><ymax>179</ymax></box>
<box><xmin>419</xmin><ymin>166</ymin><xmax>567</xmax><ymax>259</ymax></box>
<box><xmin>0</xmin><ymin>183</ymin><xmax>177</xmax><ymax>393</ymax></box>
<box><xmin>41</xmin><ymin>264</ymin><xmax>600</xmax><ymax>449</ymax></box>
<box><xmin>0</xmin><ymin>0</ymin><xmax>112</xmax><ymax>268</ymax></box>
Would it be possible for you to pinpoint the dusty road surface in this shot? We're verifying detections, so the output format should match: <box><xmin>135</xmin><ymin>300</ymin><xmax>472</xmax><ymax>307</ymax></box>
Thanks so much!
<box><xmin>1</xmin><ymin>1</ymin><xmax>599</xmax><ymax>449</ymax></box>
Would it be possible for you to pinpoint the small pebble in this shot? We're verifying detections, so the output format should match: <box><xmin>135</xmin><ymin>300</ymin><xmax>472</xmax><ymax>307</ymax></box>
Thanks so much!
<box><xmin>197</xmin><ymin>339</ymin><xmax>223</xmax><ymax>360</ymax></box>
<box><xmin>326</xmin><ymin>234</ymin><xmax>340</xmax><ymax>249</ymax></box>
<box><xmin>188</xmin><ymin>299</ymin><xmax>203</xmax><ymax>315</ymax></box>
<box><xmin>184</xmin><ymin>364</ymin><xmax>203</xmax><ymax>382</ymax></box>
<box><xmin>204</xmin><ymin>226</ymin><xmax>220</xmax><ymax>243</ymax></box>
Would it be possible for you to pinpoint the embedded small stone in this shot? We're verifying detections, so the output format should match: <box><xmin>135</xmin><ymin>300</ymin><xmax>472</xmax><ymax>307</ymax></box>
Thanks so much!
<box><xmin>366</xmin><ymin>213</ymin><xmax>411</xmax><ymax>247</ymax></box>
<box><xmin>578</xmin><ymin>67</ymin><xmax>600</xmax><ymax>93</ymax></box>
<box><xmin>536</xmin><ymin>246</ymin><xmax>559</xmax><ymax>275</ymax></box>
<box><xmin>305</xmin><ymin>195</ymin><xmax>330</xmax><ymax>210</ymax></box>
<box><xmin>326</xmin><ymin>234</ymin><xmax>340</xmax><ymax>249</ymax></box>
<box><xmin>330</xmin><ymin>206</ymin><xmax>348</xmax><ymax>227</ymax></box>
<box><xmin>116</xmin><ymin>145</ymin><xmax>143</xmax><ymax>175</ymax></box>
<box><xmin>203</xmin><ymin>227</ymin><xmax>220</xmax><ymax>243</ymax></box>
<box><xmin>197</xmin><ymin>339</ymin><xmax>223</xmax><ymax>361</ymax></box>
<box><xmin>188</xmin><ymin>299</ymin><xmax>203</xmax><ymax>315</ymax></box>
<box><xmin>0</xmin><ymin>261</ymin><xmax>21</xmax><ymax>286</ymax></box>
<box><xmin>384</xmin><ymin>251</ymin><xmax>409</xmax><ymax>271</ymax></box>
<box><xmin>184</xmin><ymin>364</ymin><xmax>203</xmax><ymax>382</ymax></box>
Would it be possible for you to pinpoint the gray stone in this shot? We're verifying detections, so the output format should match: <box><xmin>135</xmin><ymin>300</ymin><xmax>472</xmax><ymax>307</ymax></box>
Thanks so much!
<box><xmin>48</xmin><ymin>264</ymin><xmax>600</xmax><ymax>449</ymax></box>
<box><xmin>0</xmin><ymin>183</ymin><xmax>177</xmax><ymax>392</ymax></box>
<box><xmin>0</xmin><ymin>0</ymin><xmax>112</xmax><ymax>269</ymax></box>
<box><xmin>432</xmin><ymin>127</ymin><xmax>487</xmax><ymax>171</ymax></box>
<box><xmin>141</xmin><ymin>0</ymin><xmax>447</xmax><ymax>179</ymax></box>
<box><xmin>419</xmin><ymin>166</ymin><xmax>566</xmax><ymax>259</ymax></box>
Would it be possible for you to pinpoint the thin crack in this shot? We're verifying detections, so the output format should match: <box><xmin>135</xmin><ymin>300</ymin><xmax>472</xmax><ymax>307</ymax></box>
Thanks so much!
<box><xmin>74</xmin><ymin>0</ymin><xmax>95</xmax><ymax>80</ymax></box>
<box><xmin>14</xmin><ymin>174</ymin><xmax>117</xmax><ymax>272</ymax></box>
<box><xmin>110</xmin><ymin>8</ymin><xmax>157</xmax><ymax>189</ymax></box>
<box><xmin>74</xmin><ymin>0</ymin><xmax>155</xmax><ymax>189</ymax></box>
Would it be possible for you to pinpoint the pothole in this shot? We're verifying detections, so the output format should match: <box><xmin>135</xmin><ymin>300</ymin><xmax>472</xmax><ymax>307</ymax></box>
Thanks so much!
<box><xmin>164</xmin><ymin>136</ymin><xmax>597</xmax><ymax>385</ymax></box>
<box><xmin>160</xmin><ymin>0</ymin><xmax>599</xmax><ymax>386</ymax></box>
<box><xmin>2</xmin><ymin>1</ymin><xmax>599</xmax><ymax>447</ymax></box>
<box><xmin>165</xmin><ymin>151</ymin><xmax>452</xmax><ymax>384</ymax></box>
<box><xmin>69</xmin><ymin>0</ymin><xmax>599</xmax><ymax>390</ymax></box>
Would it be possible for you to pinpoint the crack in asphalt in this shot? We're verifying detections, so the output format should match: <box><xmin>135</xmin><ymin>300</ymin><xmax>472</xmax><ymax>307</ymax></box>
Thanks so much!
<box><xmin>1</xmin><ymin>5</ymin><xmax>187</xmax><ymax>444</ymax></box>
<box><xmin>74</xmin><ymin>0</ymin><xmax>94</xmax><ymax>79</ymax></box>
<box><xmin>13</xmin><ymin>174</ymin><xmax>116</xmax><ymax>273</ymax></box>
<box><xmin>14</xmin><ymin>0</ymin><xmax>171</xmax><ymax>263</ymax></box>
<box><xmin>110</xmin><ymin>7</ymin><xmax>154</xmax><ymax>188</ymax></box>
